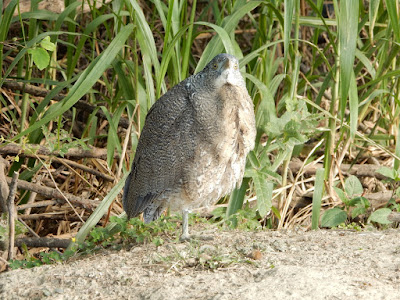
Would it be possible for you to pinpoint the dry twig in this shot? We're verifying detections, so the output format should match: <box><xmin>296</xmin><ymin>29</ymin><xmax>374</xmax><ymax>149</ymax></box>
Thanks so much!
<box><xmin>0</xmin><ymin>237</ymin><xmax>71</xmax><ymax>250</ymax></box>
<box><xmin>2</xmin><ymin>80</ymin><xmax>130</xmax><ymax>129</ymax></box>
<box><xmin>7</xmin><ymin>172</ymin><xmax>19</xmax><ymax>260</ymax></box>
<box><xmin>0</xmin><ymin>142</ymin><xmax>116</xmax><ymax>160</ymax></box>
<box><xmin>5</xmin><ymin>176</ymin><xmax>98</xmax><ymax>209</ymax></box>
<box><xmin>0</xmin><ymin>156</ymin><xmax>9</xmax><ymax>213</ymax></box>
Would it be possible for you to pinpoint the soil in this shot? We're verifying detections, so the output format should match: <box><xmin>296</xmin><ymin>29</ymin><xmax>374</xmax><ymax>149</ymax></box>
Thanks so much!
<box><xmin>1</xmin><ymin>225</ymin><xmax>400</xmax><ymax>300</ymax></box>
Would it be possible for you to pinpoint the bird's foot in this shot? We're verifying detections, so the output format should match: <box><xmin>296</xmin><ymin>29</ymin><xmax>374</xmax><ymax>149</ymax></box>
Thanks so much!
<box><xmin>179</xmin><ymin>233</ymin><xmax>191</xmax><ymax>242</ymax></box>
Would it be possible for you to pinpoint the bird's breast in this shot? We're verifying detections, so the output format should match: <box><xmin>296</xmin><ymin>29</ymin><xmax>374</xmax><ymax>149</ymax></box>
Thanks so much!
<box><xmin>174</xmin><ymin>84</ymin><xmax>255</xmax><ymax>210</ymax></box>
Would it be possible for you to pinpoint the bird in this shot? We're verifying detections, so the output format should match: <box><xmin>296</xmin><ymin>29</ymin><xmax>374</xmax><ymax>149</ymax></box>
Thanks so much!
<box><xmin>123</xmin><ymin>53</ymin><xmax>256</xmax><ymax>240</ymax></box>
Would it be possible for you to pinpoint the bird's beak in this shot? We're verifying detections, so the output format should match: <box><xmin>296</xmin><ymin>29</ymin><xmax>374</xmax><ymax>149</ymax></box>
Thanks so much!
<box><xmin>223</xmin><ymin>59</ymin><xmax>230</xmax><ymax>70</ymax></box>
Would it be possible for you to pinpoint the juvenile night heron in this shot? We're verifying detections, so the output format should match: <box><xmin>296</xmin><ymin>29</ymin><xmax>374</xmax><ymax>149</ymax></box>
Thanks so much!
<box><xmin>123</xmin><ymin>53</ymin><xmax>256</xmax><ymax>240</ymax></box>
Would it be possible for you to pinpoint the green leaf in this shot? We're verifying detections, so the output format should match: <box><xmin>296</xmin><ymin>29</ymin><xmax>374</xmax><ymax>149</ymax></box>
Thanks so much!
<box><xmin>351</xmin><ymin>205</ymin><xmax>366</xmax><ymax>219</ymax></box>
<box><xmin>253</xmin><ymin>172</ymin><xmax>273</xmax><ymax>218</ymax></box>
<box><xmin>321</xmin><ymin>208</ymin><xmax>347</xmax><ymax>228</ymax></box>
<box><xmin>368</xmin><ymin>208</ymin><xmax>392</xmax><ymax>225</ymax></box>
<box><xmin>333</xmin><ymin>186</ymin><xmax>348</xmax><ymax>204</ymax></box>
<box><xmin>28</xmin><ymin>48</ymin><xmax>50</xmax><ymax>70</ymax></box>
<box><xmin>344</xmin><ymin>175</ymin><xmax>363</xmax><ymax>198</ymax></box>
<box><xmin>376</xmin><ymin>166</ymin><xmax>397</xmax><ymax>180</ymax></box>
<box><xmin>40</xmin><ymin>36</ymin><xmax>56</xmax><ymax>51</ymax></box>
<box><xmin>311</xmin><ymin>168</ymin><xmax>325</xmax><ymax>229</ymax></box>
<box><xmin>270</xmin><ymin>206</ymin><xmax>281</xmax><ymax>219</ymax></box>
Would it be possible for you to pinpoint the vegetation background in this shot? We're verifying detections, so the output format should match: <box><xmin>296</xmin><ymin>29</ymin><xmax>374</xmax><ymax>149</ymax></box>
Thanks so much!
<box><xmin>1</xmin><ymin>0</ymin><xmax>400</xmax><ymax>266</ymax></box>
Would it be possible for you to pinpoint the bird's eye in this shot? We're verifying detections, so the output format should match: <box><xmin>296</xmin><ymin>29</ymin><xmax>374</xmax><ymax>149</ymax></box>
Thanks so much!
<box><xmin>234</xmin><ymin>64</ymin><xmax>238</xmax><ymax>70</ymax></box>
<box><xmin>213</xmin><ymin>63</ymin><xmax>218</xmax><ymax>69</ymax></box>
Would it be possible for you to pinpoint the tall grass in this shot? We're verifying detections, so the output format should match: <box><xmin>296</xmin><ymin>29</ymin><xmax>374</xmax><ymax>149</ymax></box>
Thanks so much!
<box><xmin>1</xmin><ymin>0</ymin><xmax>400</xmax><ymax>240</ymax></box>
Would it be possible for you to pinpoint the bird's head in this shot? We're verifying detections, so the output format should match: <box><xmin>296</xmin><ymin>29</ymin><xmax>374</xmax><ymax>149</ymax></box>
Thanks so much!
<box><xmin>201</xmin><ymin>54</ymin><xmax>246</xmax><ymax>89</ymax></box>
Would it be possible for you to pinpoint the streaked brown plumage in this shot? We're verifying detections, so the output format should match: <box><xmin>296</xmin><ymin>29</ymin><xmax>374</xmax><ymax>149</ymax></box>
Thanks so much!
<box><xmin>123</xmin><ymin>53</ymin><xmax>256</xmax><ymax>239</ymax></box>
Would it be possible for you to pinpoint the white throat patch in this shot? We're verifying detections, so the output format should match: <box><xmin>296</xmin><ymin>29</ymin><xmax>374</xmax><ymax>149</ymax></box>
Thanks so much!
<box><xmin>215</xmin><ymin>68</ymin><xmax>243</xmax><ymax>89</ymax></box>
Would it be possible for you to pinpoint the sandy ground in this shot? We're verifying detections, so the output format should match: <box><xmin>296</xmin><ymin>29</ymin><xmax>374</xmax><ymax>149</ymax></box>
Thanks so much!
<box><xmin>1</xmin><ymin>226</ymin><xmax>400</xmax><ymax>300</ymax></box>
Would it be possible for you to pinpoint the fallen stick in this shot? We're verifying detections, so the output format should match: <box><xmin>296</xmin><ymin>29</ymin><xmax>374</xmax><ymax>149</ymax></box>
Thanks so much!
<box><xmin>5</xmin><ymin>176</ymin><xmax>99</xmax><ymax>209</ymax></box>
<box><xmin>0</xmin><ymin>142</ymin><xmax>115</xmax><ymax>160</ymax></box>
<box><xmin>7</xmin><ymin>172</ymin><xmax>19</xmax><ymax>260</ymax></box>
<box><xmin>17</xmin><ymin>200</ymin><xmax>59</xmax><ymax>210</ymax></box>
<box><xmin>0</xmin><ymin>156</ymin><xmax>10</xmax><ymax>213</ymax></box>
<box><xmin>0</xmin><ymin>237</ymin><xmax>71</xmax><ymax>250</ymax></box>
<box><xmin>288</xmin><ymin>161</ymin><xmax>387</xmax><ymax>180</ymax></box>
<box><xmin>47</xmin><ymin>156</ymin><xmax>115</xmax><ymax>182</ymax></box>
<box><xmin>2</xmin><ymin>80</ymin><xmax>130</xmax><ymax>129</ymax></box>
<box><xmin>388</xmin><ymin>212</ymin><xmax>400</xmax><ymax>222</ymax></box>
<box><xmin>299</xmin><ymin>190</ymin><xmax>398</xmax><ymax>208</ymax></box>
<box><xmin>19</xmin><ymin>214</ymin><xmax>89</xmax><ymax>221</ymax></box>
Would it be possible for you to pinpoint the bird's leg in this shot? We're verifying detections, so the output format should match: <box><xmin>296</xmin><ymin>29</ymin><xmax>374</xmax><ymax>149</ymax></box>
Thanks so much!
<box><xmin>180</xmin><ymin>209</ymin><xmax>191</xmax><ymax>241</ymax></box>
<box><xmin>179</xmin><ymin>209</ymin><xmax>214</xmax><ymax>242</ymax></box>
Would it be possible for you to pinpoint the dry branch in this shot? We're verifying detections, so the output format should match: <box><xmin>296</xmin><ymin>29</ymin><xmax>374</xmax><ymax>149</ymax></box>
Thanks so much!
<box><xmin>0</xmin><ymin>142</ymin><xmax>115</xmax><ymax>160</ymax></box>
<box><xmin>2</xmin><ymin>80</ymin><xmax>130</xmax><ymax>129</ymax></box>
<box><xmin>17</xmin><ymin>200</ymin><xmax>59</xmax><ymax>210</ymax></box>
<box><xmin>5</xmin><ymin>176</ymin><xmax>99</xmax><ymax>209</ymax></box>
<box><xmin>299</xmin><ymin>190</ymin><xmax>398</xmax><ymax>208</ymax></box>
<box><xmin>39</xmin><ymin>155</ymin><xmax>115</xmax><ymax>182</ymax></box>
<box><xmin>0</xmin><ymin>156</ymin><xmax>9</xmax><ymax>213</ymax></box>
<box><xmin>388</xmin><ymin>212</ymin><xmax>400</xmax><ymax>222</ymax></box>
<box><xmin>7</xmin><ymin>172</ymin><xmax>19</xmax><ymax>260</ymax></box>
<box><xmin>289</xmin><ymin>162</ymin><xmax>387</xmax><ymax>180</ymax></box>
<box><xmin>19</xmin><ymin>214</ymin><xmax>89</xmax><ymax>221</ymax></box>
<box><xmin>0</xmin><ymin>237</ymin><xmax>71</xmax><ymax>250</ymax></box>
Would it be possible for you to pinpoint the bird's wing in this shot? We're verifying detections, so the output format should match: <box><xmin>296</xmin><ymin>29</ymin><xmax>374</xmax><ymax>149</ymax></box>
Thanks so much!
<box><xmin>123</xmin><ymin>82</ymin><xmax>195</xmax><ymax>217</ymax></box>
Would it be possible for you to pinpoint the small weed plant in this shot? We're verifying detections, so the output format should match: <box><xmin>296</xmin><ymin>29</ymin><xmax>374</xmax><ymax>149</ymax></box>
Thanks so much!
<box><xmin>321</xmin><ymin>174</ymin><xmax>395</xmax><ymax>228</ymax></box>
<box><xmin>8</xmin><ymin>216</ymin><xmax>178</xmax><ymax>269</ymax></box>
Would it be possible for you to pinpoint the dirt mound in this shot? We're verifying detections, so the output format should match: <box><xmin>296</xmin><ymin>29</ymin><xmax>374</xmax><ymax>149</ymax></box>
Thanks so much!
<box><xmin>1</xmin><ymin>227</ymin><xmax>399</xmax><ymax>299</ymax></box>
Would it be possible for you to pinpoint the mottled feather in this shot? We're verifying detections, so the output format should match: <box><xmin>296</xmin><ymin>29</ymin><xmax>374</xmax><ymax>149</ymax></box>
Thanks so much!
<box><xmin>123</xmin><ymin>53</ymin><xmax>256</xmax><ymax>224</ymax></box>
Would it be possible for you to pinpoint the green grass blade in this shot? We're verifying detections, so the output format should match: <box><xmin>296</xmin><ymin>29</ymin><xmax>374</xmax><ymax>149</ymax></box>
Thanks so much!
<box><xmin>125</xmin><ymin>0</ymin><xmax>165</xmax><ymax>93</ymax></box>
<box><xmin>284</xmin><ymin>0</ymin><xmax>294</xmax><ymax>61</ymax></box>
<box><xmin>69</xmin><ymin>13</ymin><xmax>129</xmax><ymax>76</ymax></box>
<box><xmin>100</xmin><ymin>106</ymin><xmax>123</xmax><ymax>166</ymax></box>
<box><xmin>53</xmin><ymin>1</ymin><xmax>81</xmax><ymax>37</ymax></box>
<box><xmin>226</xmin><ymin>177</ymin><xmax>249</xmax><ymax>218</ymax></box>
<box><xmin>11</xmin><ymin>10</ymin><xmax>60</xmax><ymax>22</ymax></box>
<box><xmin>68</xmin><ymin>173</ymin><xmax>129</xmax><ymax>250</ymax></box>
<box><xmin>181</xmin><ymin>0</ymin><xmax>197</xmax><ymax>79</ymax></box>
<box><xmin>0</xmin><ymin>0</ymin><xmax>18</xmax><ymax>83</ymax></box>
<box><xmin>348</xmin><ymin>71</ymin><xmax>358</xmax><ymax>140</ymax></box>
<box><xmin>196</xmin><ymin>21</ymin><xmax>235</xmax><ymax>53</ymax></box>
<box><xmin>311</xmin><ymin>168</ymin><xmax>325</xmax><ymax>230</ymax></box>
<box><xmin>243</xmin><ymin>73</ymin><xmax>276</xmax><ymax>126</ymax></box>
<box><xmin>355</xmin><ymin>48</ymin><xmax>376</xmax><ymax>79</ymax></box>
<box><xmin>368</xmin><ymin>0</ymin><xmax>380</xmax><ymax>42</ymax></box>
<box><xmin>157</xmin><ymin>25</ymin><xmax>191</xmax><ymax>94</ymax></box>
<box><xmin>395</xmin><ymin>123</ymin><xmax>400</xmax><ymax>170</ymax></box>
<box><xmin>195</xmin><ymin>0</ymin><xmax>262</xmax><ymax>72</ymax></box>
<box><xmin>386</xmin><ymin>0</ymin><xmax>400</xmax><ymax>42</ymax></box>
<box><xmin>11</xmin><ymin>24</ymin><xmax>134</xmax><ymax>141</ymax></box>
<box><xmin>338</xmin><ymin>0</ymin><xmax>359</xmax><ymax>118</ymax></box>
